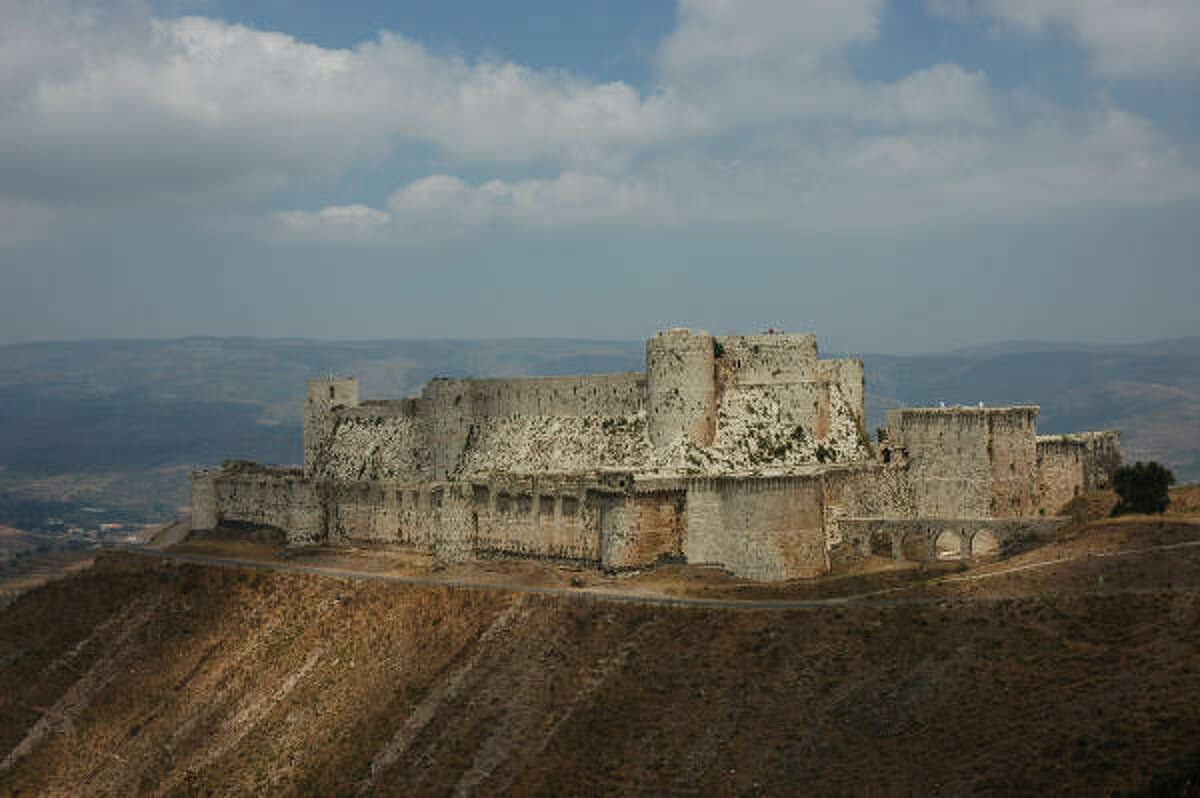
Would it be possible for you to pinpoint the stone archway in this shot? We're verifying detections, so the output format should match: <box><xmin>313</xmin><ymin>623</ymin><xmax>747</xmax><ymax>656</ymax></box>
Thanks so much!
<box><xmin>933</xmin><ymin>529</ymin><xmax>963</xmax><ymax>560</ymax></box>
<box><xmin>971</xmin><ymin>528</ymin><xmax>999</xmax><ymax>558</ymax></box>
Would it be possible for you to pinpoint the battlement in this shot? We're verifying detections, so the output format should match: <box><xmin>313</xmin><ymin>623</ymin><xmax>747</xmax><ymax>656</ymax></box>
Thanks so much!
<box><xmin>887</xmin><ymin>405</ymin><xmax>1040</xmax><ymax>423</ymax></box>
<box><xmin>1037</xmin><ymin>430</ymin><xmax>1122</xmax><ymax>447</ymax></box>
<box><xmin>715</xmin><ymin>333</ymin><xmax>818</xmax><ymax>385</ymax></box>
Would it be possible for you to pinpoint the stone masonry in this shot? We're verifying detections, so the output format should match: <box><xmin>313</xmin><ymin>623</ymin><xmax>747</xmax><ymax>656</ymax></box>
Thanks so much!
<box><xmin>191</xmin><ymin>329</ymin><xmax>1122</xmax><ymax>581</ymax></box>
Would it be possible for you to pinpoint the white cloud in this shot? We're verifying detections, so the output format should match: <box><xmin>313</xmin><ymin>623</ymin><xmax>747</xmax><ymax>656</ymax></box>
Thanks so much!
<box><xmin>273</xmin><ymin>173</ymin><xmax>682</xmax><ymax>242</ymax></box>
<box><xmin>275</xmin><ymin>97</ymin><xmax>1197</xmax><ymax>241</ymax></box>
<box><xmin>0</xmin><ymin>1</ymin><xmax>699</xmax><ymax>208</ymax></box>
<box><xmin>2</xmin><ymin>0</ymin><xmax>1197</xmax><ymax>247</ymax></box>
<box><xmin>660</xmin><ymin>0</ymin><xmax>884</xmax><ymax>76</ymax></box>
<box><xmin>274</xmin><ymin>204</ymin><xmax>391</xmax><ymax>243</ymax></box>
<box><xmin>876</xmin><ymin>64</ymin><xmax>994</xmax><ymax>125</ymax></box>
<box><xmin>930</xmin><ymin>0</ymin><xmax>1200</xmax><ymax>76</ymax></box>
<box><xmin>694</xmin><ymin>104</ymin><xmax>1197</xmax><ymax>230</ymax></box>
<box><xmin>386</xmin><ymin>172</ymin><xmax>678</xmax><ymax>226</ymax></box>
<box><xmin>653</xmin><ymin>0</ymin><xmax>886</xmax><ymax>125</ymax></box>
<box><xmin>650</xmin><ymin>2</ymin><xmax>995</xmax><ymax>130</ymax></box>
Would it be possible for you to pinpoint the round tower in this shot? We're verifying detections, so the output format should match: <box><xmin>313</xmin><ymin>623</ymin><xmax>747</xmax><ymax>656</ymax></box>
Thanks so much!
<box><xmin>646</xmin><ymin>329</ymin><xmax>717</xmax><ymax>449</ymax></box>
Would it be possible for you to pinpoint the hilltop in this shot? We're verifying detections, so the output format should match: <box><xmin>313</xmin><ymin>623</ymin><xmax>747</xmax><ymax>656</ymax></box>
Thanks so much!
<box><xmin>0</xmin><ymin>335</ymin><xmax>1197</xmax><ymax>533</ymax></box>
<box><xmin>1</xmin><ymin>489</ymin><xmax>1199</xmax><ymax>796</ymax></box>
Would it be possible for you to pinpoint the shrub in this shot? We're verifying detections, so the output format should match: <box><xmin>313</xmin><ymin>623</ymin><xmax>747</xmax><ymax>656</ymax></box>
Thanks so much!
<box><xmin>1111</xmin><ymin>461</ymin><xmax>1175</xmax><ymax>515</ymax></box>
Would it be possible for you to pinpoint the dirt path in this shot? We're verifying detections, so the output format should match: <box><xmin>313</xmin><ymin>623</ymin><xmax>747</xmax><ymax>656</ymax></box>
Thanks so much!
<box><xmin>109</xmin><ymin>539</ymin><xmax>1200</xmax><ymax>610</ymax></box>
<box><xmin>845</xmin><ymin>537</ymin><xmax>1200</xmax><ymax>602</ymax></box>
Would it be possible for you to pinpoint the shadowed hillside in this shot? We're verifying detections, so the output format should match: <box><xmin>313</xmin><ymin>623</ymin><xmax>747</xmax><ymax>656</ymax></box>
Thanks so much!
<box><xmin>2</xmin><ymin>533</ymin><xmax>1200</xmax><ymax>796</ymax></box>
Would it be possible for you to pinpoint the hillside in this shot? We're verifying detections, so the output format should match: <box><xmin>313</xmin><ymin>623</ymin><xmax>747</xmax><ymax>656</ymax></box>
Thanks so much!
<box><xmin>0</xmin><ymin>335</ymin><xmax>1197</xmax><ymax>531</ymax></box>
<box><xmin>2</xmin><ymin>507</ymin><xmax>1200</xmax><ymax>796</ymax></box>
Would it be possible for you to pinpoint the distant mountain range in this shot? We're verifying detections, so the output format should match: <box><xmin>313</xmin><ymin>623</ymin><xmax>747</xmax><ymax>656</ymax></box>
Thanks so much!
<box><xmin>1</xmin><ymin>336</ymin><xmax>1196</xmax><ymax>529</ymax></box>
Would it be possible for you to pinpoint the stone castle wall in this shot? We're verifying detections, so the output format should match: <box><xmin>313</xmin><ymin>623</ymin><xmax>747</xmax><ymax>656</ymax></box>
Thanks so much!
<box><xmin>318</xmin><ymin>411</ymin><xmax>431</xmax><ymax>482</ymax></box>
<box><xmin>985</xmin><ymin>409</ymin><xmax>1039</xmax><ymax>516</ymax></box>
<box><xmin>326</xmin><ymin>476</ymin><xmax>607</xmax><ymax>563</ymax></box>
<box><xmin>1036</xmin><ymin>431</ymin><xmax>1123</xmax><ymax>514</ymax></box>
<box><xmin>685</xmin><ymin>475</ymin><xmax>827</xmax><ymax>581</ymax></box>
<box><xmin>600</xmin><ymin>486</ymin><xmax>687</xmax><ymax>569</ymax></box>
<box><xmin>885</xmin><ymin>406</ymin><xmax>1040</xmax><ymax>518</ymax></box>
<box><xmin>302</xmin><ymin>329</ymin><xmax>863</xmax><ymax>483</ymax></box>
<box><xmin>192</xmin><ymin>330</ymin><xmax>1124</xmax><ymax>582</ymax></box>
<box><xmin>820</xmin><ymin>463</ymin><xmax>916</xmax><ymax>558</ymax></box>
<box><xmin>195</xmin><ymin>462</ymin><xmax>323</xmax><ymax>545</ymax></box>
<box><xmin>418</xmin><ymin>373</ymin><xmax>646</xmax><ymax>479</ymax></box>
<box><xmin>716</xmin><ymin>334</ymin><xmax>818</xmax><ymax>386</ymax></box>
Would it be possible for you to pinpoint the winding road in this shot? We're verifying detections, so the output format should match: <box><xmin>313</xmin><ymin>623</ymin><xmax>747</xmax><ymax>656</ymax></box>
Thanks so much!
<box><xmin>110</xmin><ymin>537</ymin><xmax>1200</xmax><ymax>610</ymax></box>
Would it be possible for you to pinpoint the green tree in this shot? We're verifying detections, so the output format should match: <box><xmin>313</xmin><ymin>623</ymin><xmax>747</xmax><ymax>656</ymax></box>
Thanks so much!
<box><xmin>1112</xmin><ymin>461</ymin><xmax>1175</xmax><ymax>515</ymax></box>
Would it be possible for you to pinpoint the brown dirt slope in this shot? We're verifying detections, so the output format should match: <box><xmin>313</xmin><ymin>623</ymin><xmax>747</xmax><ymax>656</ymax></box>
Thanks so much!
<box><xmin>2</xmin><ymin>544</ymin><xmax>1200</xmax><ymax>797</ymax></box>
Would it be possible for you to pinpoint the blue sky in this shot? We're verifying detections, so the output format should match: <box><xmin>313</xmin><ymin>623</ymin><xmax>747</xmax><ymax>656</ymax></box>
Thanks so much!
<box><xmin>0</xmin><ymin>0</ymin><xmax>1197</xmax><ymax>353</ymax></box>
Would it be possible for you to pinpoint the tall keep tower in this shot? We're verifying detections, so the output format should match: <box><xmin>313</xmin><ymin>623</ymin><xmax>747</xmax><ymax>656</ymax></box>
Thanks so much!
<box><xmin>303</xmin><ymin>377</ymin><xmax>359</xmax><ymax>475</ymax></box>
<box><xmin>646</xmin><ymin>328</ymin><xmax>717</xmax><ymax>449</ymax></box>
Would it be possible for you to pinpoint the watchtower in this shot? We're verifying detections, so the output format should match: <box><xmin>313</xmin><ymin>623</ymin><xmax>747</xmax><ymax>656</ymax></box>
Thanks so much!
<box><xmin>303</xmin><ymin>377</ymin><xmax>359</xmax><ymax>475</ymax></box>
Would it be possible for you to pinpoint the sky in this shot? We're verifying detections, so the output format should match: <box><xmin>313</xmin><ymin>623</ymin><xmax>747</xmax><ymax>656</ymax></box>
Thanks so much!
<box><xmin>0</xmin><ymin>0</ymin><xmax>1197</xmax><ymax>354</ymax></box>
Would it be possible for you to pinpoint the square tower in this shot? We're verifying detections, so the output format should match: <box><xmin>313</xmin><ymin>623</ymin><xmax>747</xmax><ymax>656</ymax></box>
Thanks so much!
<box><xmin>304</xmin><ymin>377</ymin><xmax>359</xmax><ymax>475</ymax></box>
<box><xmin>886</xmin><ymin>406</ymin><xmax>1039</xmax><ymax>518</ymax></box>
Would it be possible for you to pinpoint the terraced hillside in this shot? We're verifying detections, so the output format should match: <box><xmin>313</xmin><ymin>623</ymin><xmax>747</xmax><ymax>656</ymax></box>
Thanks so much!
<box><xmin>2</xmin><ymin>520</ymin><xmax>1200</xmax><ymax>796</ymax></box>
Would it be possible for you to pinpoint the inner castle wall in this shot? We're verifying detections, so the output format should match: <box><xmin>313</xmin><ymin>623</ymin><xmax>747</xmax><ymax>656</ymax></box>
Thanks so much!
<box><xmin>1036</xmin><ymin>431</ymin><xmax>1124</xmax><ymax>515</ymax></box>
<box><xmin>191</xmin><ymin>330</ymin><xmax>1123</xmax><ymax>581</ymax></box>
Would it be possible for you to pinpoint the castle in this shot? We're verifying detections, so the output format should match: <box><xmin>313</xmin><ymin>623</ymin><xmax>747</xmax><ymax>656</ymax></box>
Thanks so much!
<box><xmin>190</xmin><ymin>330</ymin><xmax>1122</xmax><ymax>581</ymax></box>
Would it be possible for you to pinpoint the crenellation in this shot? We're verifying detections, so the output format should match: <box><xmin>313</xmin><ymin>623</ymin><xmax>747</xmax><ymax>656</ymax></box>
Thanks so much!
<box><xmin>192</xmin><ymin>331</ymin><xmax>1123</xmax><ymax>581</ymax></box>
<box><xmin>716</xmin><ymin>333</ymin><xmax>818</xmax><ymax>386</ymax></box>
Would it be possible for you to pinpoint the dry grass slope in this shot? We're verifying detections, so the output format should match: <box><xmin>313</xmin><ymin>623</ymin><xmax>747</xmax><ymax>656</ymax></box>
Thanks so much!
<box><xmin>2</xmin><ymin>509</ymin><xmax>1200</xmax><ymax>797</ymax></box>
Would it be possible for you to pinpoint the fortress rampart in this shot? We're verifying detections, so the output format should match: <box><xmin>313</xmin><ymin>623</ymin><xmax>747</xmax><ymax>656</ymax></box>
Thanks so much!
<box><xmin>1036</xmin><ymin>431</ymin><xmax>1124</xmax><ymax>515</ymax></box>
<box><xmin>883</xmin><ymin>406</ymin><xmax>1041</xmax><ymax>518</ymax></box>
<box><xmin>192</xmin><ymin>330</ymin><xmax>1122</xmax><ymax>581</ymax></box>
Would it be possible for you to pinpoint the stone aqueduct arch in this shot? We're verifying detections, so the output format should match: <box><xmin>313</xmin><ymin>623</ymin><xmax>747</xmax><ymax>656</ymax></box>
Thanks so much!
<box><xmin>971</xmin><ymin>528</ymin><xmax>999</xmax><ymax>557</ymax></box>
<box><xmin>882</xmin><ymin>524</ymin><xmax>1007</xmax><ymax>563</ymax></box>
<box><xmin>933</xmin><ymin>530</ymin><xmax>963</xmax><ymax>559</ymax></box>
